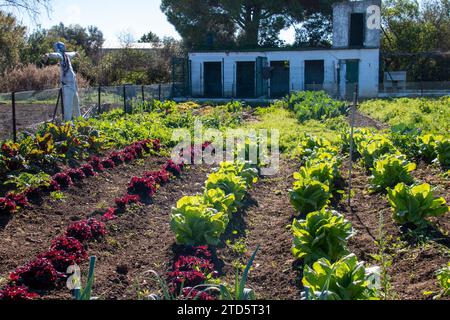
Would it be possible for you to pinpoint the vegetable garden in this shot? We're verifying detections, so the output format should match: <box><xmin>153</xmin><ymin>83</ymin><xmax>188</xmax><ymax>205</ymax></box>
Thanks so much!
<box><xmin>0</xmin><ymin>93</ymin><xmax>448</xmax><ymax>301</ymax></box>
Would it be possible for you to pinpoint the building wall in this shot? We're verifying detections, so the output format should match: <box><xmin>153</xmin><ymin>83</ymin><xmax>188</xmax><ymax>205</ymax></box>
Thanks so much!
<box><xmin>188</xmin><ymin>49</ymin><xmax>380</xmax><ymax>98</ymax></box>
<box><xmin>333</xmin><ymin>0</ymin><xmax>381</xmax><ymax>49</ymax></box>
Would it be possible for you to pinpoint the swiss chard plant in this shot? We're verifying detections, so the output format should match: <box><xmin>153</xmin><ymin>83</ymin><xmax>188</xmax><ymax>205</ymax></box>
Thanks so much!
<box><xmin>302</xmin><ymin>254</ymin><xmax>380</xmax><ymax>300</ymax></box>
<box><xmin>387</xmin><ymin>183</ymin><xmax>449</xmax><ymax>228</ymax></box>
<box><xmin>370</xmin><ymin>155</ymin><xmax>416</xmax><ymax>193</ymax></box>
<box><xmin>291</xmin><ymin>209</ymin><xmax>354</xmax><ymax>265</ymax></box>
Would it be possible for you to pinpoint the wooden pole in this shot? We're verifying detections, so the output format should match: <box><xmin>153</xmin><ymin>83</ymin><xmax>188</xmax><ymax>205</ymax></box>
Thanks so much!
<box><xmin>348</xmin><ymin>83</ymin><xmax>358</xmax><ymax>208</ymax></box>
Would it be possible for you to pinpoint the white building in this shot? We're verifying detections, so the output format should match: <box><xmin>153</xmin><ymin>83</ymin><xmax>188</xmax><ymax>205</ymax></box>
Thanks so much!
<box><xmin>186</xmin><ymin>0</ymin><xmax>381</xmax><ymax>99</ymax></box>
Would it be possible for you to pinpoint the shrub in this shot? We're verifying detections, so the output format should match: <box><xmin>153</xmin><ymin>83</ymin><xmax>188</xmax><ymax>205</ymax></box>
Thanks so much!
<box><xmin>289</xmin><ymin>177</ymin><xmax>331</xmax><ymax>216</ymax></box>
<box><xmin>302</xmin><ymin>254</ymin><xmax>380</xmax><ymax>300</ymax></box>
<box><xmin>370</xmin><ymin>155</ymin><xmax>416</xmax><ymax>193</ymax></box>
<box><xmin>10</xmin><ymin>258</ymin><xmax>61</xmax><ymax>290</ymax></box>
<box><xmin>387</xmin><ymin>183</ymin><xmax>449</xmax><ymax>227</ymax></box>
<box><xmin>291</xmin><ymin>209</ymin><xmax>354</xmax><ymax>265</ymax></box>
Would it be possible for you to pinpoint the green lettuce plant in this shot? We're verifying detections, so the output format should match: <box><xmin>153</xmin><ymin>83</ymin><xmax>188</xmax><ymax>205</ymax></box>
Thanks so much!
<box><xmin>370</xmin><ymin>155</ymin><xmax>416</xmax><ymax>192</ymax></box>
<box><xmin>436</xmin><ymin>139</ymin><xmax>450</xmax><ymax>169</ymax></box>
<box><xmin>289</xmin><ymin>177</ymin><xmax>331</xmax><ymax>216</ymax></box>
<box><xmin>203</xmin><ymin>188</ymin><xmax>236</xmax><ymax>216</ymax></box>
<box><xmin>387</xmin><ymin>183</ymin><xmax>449</xmax><ymax>227</ymax></box>
<box><xmin>302</xmin><ymin>254</ymin><xmax>380</xmax><ymax>300</ymax></box>
<box><xmin>291</xmin><ymin>209</ymin><xmax>354</xmax><ymax>265</ymax></box>
<box><xmin>170</xmin><ymin>196</ymin><xmax>229</xmax><ymax>246</ymax></box>
<box><xmin>205</xmin><ymin>171</ymin><xmax>247</xmax><ymax>204</ymax></box>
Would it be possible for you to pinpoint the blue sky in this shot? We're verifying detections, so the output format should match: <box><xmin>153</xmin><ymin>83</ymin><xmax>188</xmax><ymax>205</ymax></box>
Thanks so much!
<box><xmin>16</xmin><ymin>0</ymin><xmax>295</xmax><ymax>46</ymax></box>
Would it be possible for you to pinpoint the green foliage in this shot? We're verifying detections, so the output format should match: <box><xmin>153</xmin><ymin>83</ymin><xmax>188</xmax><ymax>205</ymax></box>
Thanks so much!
<box><xmin>289</xmin><ymin>177</ymin><xmax>331</xmax><ymax>216</ymax></box>
<box><xmin>288</xmin><ymin>91</ymin><xmax>347</xmax><ymax>123</ymax></box>
<box><xmin>436</xmin><ymin>139</ymin><xmax>450</xmax><ymax>169</ymax></box>
<box><xmin>359</xmin><ymin>97</ymin><xmax>450</xmax><ymax>134</ymax></box>
<box><xmin>170</xmin><ymin>196</ymin><xmax>230</xmax><ymax>246</ymax></box>
<box><xmin>302</xmin><ymin>254</ymin><xmax>380</xmax><ymax>300</ymax></box>
<box><xmin>359</xmin><ymin>136</ymin><xmax>398</xmax><ymax>170</ymax></box>
<box><xmin>73</xmin><ymin>256</ymin><xmax>97</xmax><ymax>300</ymax></box>
<box><xmin>435</xmin><ymin>263</ymin><xmax>450</xmax><ymax>299</ymax></box>
<box><xmin>5</xmin><ymin>172</ymin><xmax>52</xmax><ymax>193</ymax></box>
<box><xmin>0</xmin><ymin>11</ymin><xmax>26</xmax><ymax>74</ymax></box>
<box><xmin>370</xmin><ymin>155</ymin><xmax>416</xmax><ymax>193</ymax></box>
<box><xmin>205</xmin><ymin>171</ymin><xmax>247</xmax><ymax>204</ymax></box>
<box><xmin>203</xmin><ymin>188</ymin><xmax>236</xmax><ymax>216</ymax></box>
<box><xmin>387</xmin><ymin>183</ymin><xmax>449</xmax><ymax>227</ymax></box>
<box><xmin>291</xmin><ymin>209</ymin><xmax>354</xmax><ymax>265</ymax></box>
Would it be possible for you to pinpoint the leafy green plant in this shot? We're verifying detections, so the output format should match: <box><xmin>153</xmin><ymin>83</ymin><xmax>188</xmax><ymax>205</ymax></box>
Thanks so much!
<box><xmin>359</xmin><ymin>136</ymin><xmax>398</xmax><ymax>170</ymax></box>
<box><xmin>170</xmin><ymin>196</ymin><xmax>229</xmax><ymax>246</ymax></box>
<box><xmin>5</xmin><ymin>172</ymin><xmax>52</xmax><ymax>193</ymax></box>
<box><xmin>436</xmin><ymin>139</ymin><xmax>450</xmax><ymax>169</ymax></box>
<box><xmin>289</xmin><ymin>177</ymin><xmax>331</xmax><ymax>216</ymax></box>
<box><xmin>216</xmin><ymin>246</ymin><xmax>259</xmax><ymax>300</ymax></box>
<box><xmin>416</xmin><ymin>134</ymin><xmax>443</xmax><ymax>163</ymax></box>
<box><xmin>73</xmin><ymin>256</ymin><xmax>97</xmax><ymax>300</ymax></box>
<box><xmin>203</xmin><ymin>188</ymin><xmax>236</xmax><ymax>216</ymax></box>
<box><xmin>435</xmin><ymin>263</ymin><xmax>450</xmax><ymax>299</ymax></box>
<box><xmin>370</xmin><ymin>155</ymin><xmax>416</xmax><ymax>192</ymax></box>
<box><xmin>216</xmin><ymin>161</ymin><xmax>258</xmax><ymax>188</ymax></box>
<box><xmin>291</xmin><ymin>209</ymin><xmax>354</xmax><ymax>265</ymax></box>
<box><xmin>302</xmin><ymin>254</ymin><xmax>380</xmax><ymax>300</ymax></box>
<box><xmin>205</xmin><ymin>171</ymin><xmax>247</xmax><ymax>204</ymax></box>
<box><xmin>387</xmin><ymin>183</ymin><xmax>449</xmax><ymax>227</ymax></box>
<box><xmin>295</xmin><ymin>162</ymin><xmax>337</xmax><ymax>189</ymax></box>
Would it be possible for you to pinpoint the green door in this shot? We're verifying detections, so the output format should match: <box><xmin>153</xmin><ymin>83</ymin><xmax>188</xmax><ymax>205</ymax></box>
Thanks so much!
<box><xmin>346</xmin><ymin>60</ymin><xmax>360</xmax><ymax>98</ymax></box>
<box><xmin>256</xmin><ymin>57</ymin><xmax>268</xmax><ymax>98</ymax></box>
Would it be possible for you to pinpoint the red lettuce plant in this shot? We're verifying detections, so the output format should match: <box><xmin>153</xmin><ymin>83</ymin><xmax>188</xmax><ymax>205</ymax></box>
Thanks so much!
<box><xmin>66</xmin><ymin>219</ymin><xmax>106</xmax><ymax>242</ymax></box>
<box><xmin>50</xmin><ymin>236</ymin><xmax>87</xmax><ymax>260</ymax></box>
<box><xmin>127</xmin><ymin>176</ymin><xmax>157</xmax><ymax>199</ymax></box>
<box><xmin>89</xmin><ymin>157</ymin><xmax>105</xmax><ymax>172</ymax></box>
<box><xmin>115</xmin><ymin>195</ymin><xmax>141</xmax><ymax>211</ymax></box>
<box><xmin>0</xmin><ymin>285</ymin><xmax>39</xmax><ymax>301</ymax></box>
<box><xmin>52</xmin><ymin>172</ymin><xmax>73</xmax><ymax>189</ymax></box>
<box><xmin>109</xmin><ymin>152</ymin><xmax>124</xmax><ymax>165</ymax></box>
<box><xmin>145</xmin><ymin>170</ymin><xmax>171</xmax><ymax>185</ymax></box>
<box><xmin>102</xmin><ymin>207</ymin><xmax>118</xmax><ymax>221</ymax></box>
<box><xmin>80</xmin><ymin>164</ymin><xmax>97</xmax><ymax>177</ymax></box>
<box><xmin>0</xmin><ymin>197</ymin><xmax>17</xmax><ymax>215</ymax></box>
<box><xmin>40</xmin><ymin>250</ymin><xmax>82</xmax><ymax>273</ymax></box>
<box><xmin>66</xmin><ymin>168</ymin><xmax>86</xmax><ymax>182</ymax></box>
<box><xmin>6</xmin><ymin>192</ymin><xmax>29</xmax><ymax>208</ymax></box>
<box><xmin>10</xmin><ymin>258</ymin><xmax>61</xmax><ymax>289</ymax></box>
<box><xmin>101</xmin><ymin>158</ymin><xmax>115</xmax><ymax>169</ymax></box>
<box><xmin>164</xmin><ymin>160</ymin><xmax>183</xmax><ymax>177</ymax></box>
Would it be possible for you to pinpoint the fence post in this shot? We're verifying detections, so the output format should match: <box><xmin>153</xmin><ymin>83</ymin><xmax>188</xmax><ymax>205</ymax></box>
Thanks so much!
<box><xmin>11</xmin><ymin>92</ymin><xmax>17</xmax><ymax>143</ymax></box>
<box><xmin>60</xmin><ymin>87</ymin><xmax>65</xmax><ymax>121</ymax></box>
<box><xmin>123</xmin><ymin>85</ymin><xmax>127</xmax><ymax>113</ymax></box>
<box><xmin>158</xmin><ymin>84</ymin><xmax>162</xmax><ymax>101</ymax></box>
<box><xmin>97</xmin><ymin>86</ymin><xmax>101</xmax><ymax>114</ymax></box>
<box><xmin>348</xmin><ymin>84</ymin><xmax>358</xmax><ymax>209</ymax></box>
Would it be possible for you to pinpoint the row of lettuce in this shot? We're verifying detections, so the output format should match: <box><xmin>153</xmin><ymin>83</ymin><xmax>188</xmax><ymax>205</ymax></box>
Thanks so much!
<box><xmin>0</xmin><ymin>101</ymin><xmax>245</xmax><ymax>215</ymax></box>
<box><xmin>288</xmin><ymin>129</ymin><xmax>449</xmax><ymax>300</ymax></box>
<box><xmin>0</xmin><ymin>153</ymin><xmax>187</xmax><ymax>300</ymax></box>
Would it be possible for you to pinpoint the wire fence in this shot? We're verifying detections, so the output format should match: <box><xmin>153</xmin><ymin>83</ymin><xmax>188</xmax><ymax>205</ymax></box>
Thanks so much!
<box><xmin>0</xmin><ymin>84</ymin><xmax>172</xmax><ymax>142</ymax></box>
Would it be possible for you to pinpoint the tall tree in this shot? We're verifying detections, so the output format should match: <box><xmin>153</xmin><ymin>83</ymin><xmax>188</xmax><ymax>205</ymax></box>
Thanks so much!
<box><xmin>161</xmin><ymin>0</ymin><xmax>339</xmax><ymax>49</ymax></box>
<box><xmin>0</xmin><ymin>0</ymin><xmax>50</xmax><ymax>21</ymax></box>
<box><xmin>382</xmin><ymin>0</ymin><xmax>450</xmax><ymax>81</ymax></box>
<box><xmin>0</xmin><ymin>10</ymin><xmax>26</xmax><ymax>74</ymax></box>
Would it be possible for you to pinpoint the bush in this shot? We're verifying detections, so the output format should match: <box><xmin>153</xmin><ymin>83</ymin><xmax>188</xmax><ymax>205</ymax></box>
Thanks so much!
<box><xmin>0</xmin><ymin>64</ymin><xmax>89</xmax><ymax>92</ymax></box>
<box><xmin>387</xmin><ymin>183</ymin><xmax>449</xmax><ymax>227</ymax></box>
<box><xmin>291</xmin><ymin>209</ymin><xmax>354</xmax><ymax>265</ymax></box>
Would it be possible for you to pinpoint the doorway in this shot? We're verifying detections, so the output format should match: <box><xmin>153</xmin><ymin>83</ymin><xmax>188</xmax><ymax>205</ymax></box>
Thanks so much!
<box><xmin>346</xmin><ymin>59</ymin><xmax>360</xmax><ymax>98</ymax></box>
<box><xmin>236</xmin><ymin>61</ymin><xmax>255</xmax><ymax>98</ymax></box>
<box><xmin>270</xmin><ymin>61</ymin><xmax>290</xmax><ymax>98</ymax></box>
<box><xmin>203</xmin><ymin>62</ymin><xmax>222</xmax><ymax>97</ymax></box>
<box><xmin>305</xmin><ymin>60</ymin><xmax>325</xmax><ymax>91</ymax></box>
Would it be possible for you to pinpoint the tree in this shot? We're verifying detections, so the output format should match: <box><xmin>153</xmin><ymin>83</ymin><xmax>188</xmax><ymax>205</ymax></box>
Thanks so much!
<box><xmin>161</xmin><ymin>0</ymin><xmax>339</xmax><ymax>49</ymax></box>
<box><xmin>382</xmin><ymin>0</ymin><xmax>450</xmax><ymax>81</ymax></box>
<box><xmin>139</xmin><ymin>31</ymin><xmax>161</xmax><ymax>44</ymax></box>
<box><xmin>0</xmin><ymin>10</ymin><xmax>26</xmax><ymax>74</ymax></box>
<box><xmin>0</xmin><ymin>0</ymin><xmax>50</xmax><ymax>21</ymax></box>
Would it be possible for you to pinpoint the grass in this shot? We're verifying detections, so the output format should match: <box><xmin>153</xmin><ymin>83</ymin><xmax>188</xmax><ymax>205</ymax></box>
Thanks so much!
<box><xmin>359</xmin><ymin>97</ymin><xmax>450</xmax><ymax>135</ymax></box>
<box><xmin>242</xmin><ymin>106</ymin><xmax>343</xmax><ymax>154</ymax></box>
